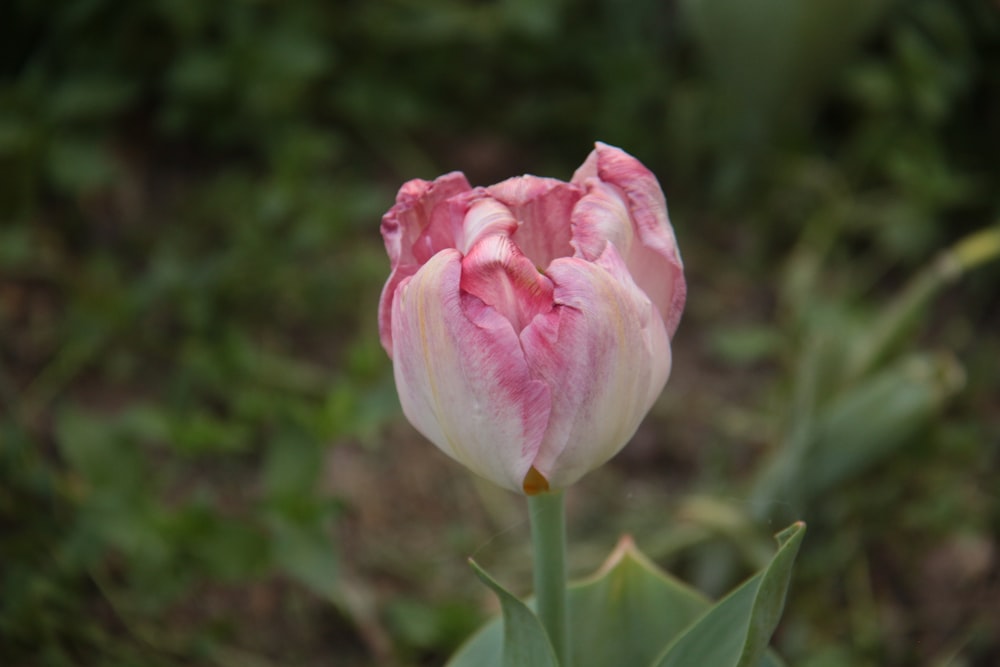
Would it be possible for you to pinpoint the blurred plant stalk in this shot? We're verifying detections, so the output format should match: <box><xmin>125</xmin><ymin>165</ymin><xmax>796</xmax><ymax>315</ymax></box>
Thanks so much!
<box><xmin>751</xmin><ymin>224</ymin><xmax>1000</xmax><ymax>521</ymax></box>
<box><xmin>847</xmin><ymin>224</ymin><xmax>1000</xmax><ymax>381</ymax></box>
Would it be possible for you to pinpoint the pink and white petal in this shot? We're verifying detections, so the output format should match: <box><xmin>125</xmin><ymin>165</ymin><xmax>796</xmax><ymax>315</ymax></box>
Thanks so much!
<box><xmin>487</xmin><ymin>176</ymin><xmax>582</xmax><ymax>269</ymax></box>
<box><xmin>622</xmin><ymin>231</ymin><xmax>686</xmax><ymax>338</ymax></box>
<box><xmin>591</xmin><ymin>244</ymin><xmax>673</xmax><ymax>401</ymax></box>
<box><xmin>569</xmin><ymin>180</ymin><xmax>635</xmax><ymax>262</ymax></box>
<box><xmin>381</xmin><ymin>172</ymin><xmax>471</xmax><ymax>268</ymax></box>
<box><xmin>460</xmin><ymin>234</ymin><xmax>554</xmax><ymax>333</ymax></box>
<box><xmin>379</xmin><ymin>268</ymin><xmax>412</xmax><ymax>354</ymax></box>
<box><xmin>572</xmin><ymin>142</ymin><xmax>686</xmax><ymax>336</ymax></box>
<box><xmin>520</xmin><ymin>246</ymin><xmax>672</xmax><ymax>490</ymax></box>
<box><xmin>457</xmin><ymin>192</ymin><xmax>520</xmax><ymax>254</ymax></box>
<box><xmin>391</xmin><ymin>249</ymin><xmax>551</xmax><ymax>492</ymax></box>
<box><xmin>570</xmin><ymin>147</ymin><xmax>599</xmax><ymax>185</ymax></box>
<box><xmin>379</xmin><ymin>172</ymin><xmax>472</xmax><ymax>353</ymax></box>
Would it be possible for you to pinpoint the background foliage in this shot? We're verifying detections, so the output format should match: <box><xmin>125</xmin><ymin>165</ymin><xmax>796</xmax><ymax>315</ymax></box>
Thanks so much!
<box><xmin>2</xmin><ymin>0</ymin><xmax>998</xmax><ymax>665</ymax></box>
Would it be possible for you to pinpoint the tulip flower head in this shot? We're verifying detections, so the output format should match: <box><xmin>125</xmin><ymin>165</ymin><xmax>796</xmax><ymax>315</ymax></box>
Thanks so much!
<box><xmin>379</xmin><ymin>143</ymin><xmax>686</xmax><ymax>495</ymax></box>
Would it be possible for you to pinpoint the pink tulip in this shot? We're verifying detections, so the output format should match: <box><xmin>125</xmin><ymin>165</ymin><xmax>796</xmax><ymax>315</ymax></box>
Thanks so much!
<box><xmin>379</xmin><ymin>143</ymin><xmax>686</xmax><ymax>494</ymax></box>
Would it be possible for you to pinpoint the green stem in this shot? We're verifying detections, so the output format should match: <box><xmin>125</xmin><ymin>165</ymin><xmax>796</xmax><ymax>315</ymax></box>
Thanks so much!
<box><xmin>528</xmin><ymin>490</ymin><xmax>569</xmax><ymax>666</ymax></box>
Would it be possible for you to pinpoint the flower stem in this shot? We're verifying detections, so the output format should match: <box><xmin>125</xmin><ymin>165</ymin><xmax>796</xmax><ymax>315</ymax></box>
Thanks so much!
<box><xmin>528</xmin><ymin>489</ymin><xmax>569</xmax><ymax>665</ymax></box>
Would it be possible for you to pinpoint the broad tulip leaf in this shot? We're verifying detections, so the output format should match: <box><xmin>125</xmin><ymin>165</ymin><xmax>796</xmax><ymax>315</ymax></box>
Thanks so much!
<box><xmin>653</xmin><ymin>522</ymin><xmax>806</xmax><ymax>667</ymax></box>
<box><xmin>447</xmin><ymin>538</ymin><xmax>708</xmax><ymax>667</ymax></box>
<box><xmin>467</xmin><ymin>559</ymin><xmax>559</xmax><ymax>667</ymax></box>
<box><xmin>800</xmin><ymin>354</ymin><xmax>960</xmax><ymax>498</ymax></box>
<box><xmin>567</xmin><ymin>536</ymin><xmax>709</xmax><ymax>667</ymax></box>
<box><xmin>446</xmin><ymin>611</ymin><xmax>505</xmax><ymax>667</ymax></box>
<box><xmin>752</xmin><ymin>353</ymin><xmax>962</xmax><ymax>519</ymax></box>
<box><xmin>448</xmin><ymin>525</ymin><xmax>803</xmax><ymax>667</ymax></box>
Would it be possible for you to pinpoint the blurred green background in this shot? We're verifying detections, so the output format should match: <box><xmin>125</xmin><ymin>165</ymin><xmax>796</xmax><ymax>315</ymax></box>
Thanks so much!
<box><xmin>2</xmin><ymin>0</ymin><xmax>999</xmax><ymax>665</ymax></box>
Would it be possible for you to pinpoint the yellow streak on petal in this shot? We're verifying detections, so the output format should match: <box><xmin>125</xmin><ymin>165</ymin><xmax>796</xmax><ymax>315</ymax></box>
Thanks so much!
<box><xmin>411</xmin><ymin>269</ymin><xmax>466</xmax><ymax>465</ymax></box>
<box><xmin>522</xmin><ymin>466</ymin><xmax>550</xmax><ymax>495</ymax></box>
<box><xmin>593</xmin><ymin>265</ymin><xmax>633</xmax><ymax>453</ymax></box>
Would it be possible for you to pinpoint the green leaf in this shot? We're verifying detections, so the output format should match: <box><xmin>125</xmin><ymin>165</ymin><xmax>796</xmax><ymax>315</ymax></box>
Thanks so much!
<box><xmin>467</xmin><ymin>560</ymin><xmax>559</xmax><ymax>667</ymax></box>
<box><xmin>710</xmin><ymin>324</ymin><xmax>784</xmax><ymax>366</ymax></box>
<box><xmin>386</xmin><ymin>597</ymin><xmax>483</xmax><ymax>653</ymax></box>
<box><xmin>55</xmin><ymin>408</ymin><xmax>146</xmax><ymax>497</ymax></box>
<box><xmin>267</xmin><ymin>509</ymin><xmax>339</xmax><ymax>598</ymax></box>
<box><xmin>803</xmin><ymin>353</ymin><xmax>961</xmax><ymax>495</ymax></box>
<box><xmin>653</xmin><ymin>522</ymin><xmax>806</xmax><ymax>667</ymax></box>
<box><xmin>448</xmin><ymin>539</ymin><xmax>708</xmax><ymax>667</ymax></box>
<box><xmin>751</xmin><ymin>351</ymin><xmax>963</xmax><ymax>519</ymax></box>
<box><xmin>449</xmin><ymin>529</ymin><xmax>800</xmax><ymax>667</ymax></box>
<box><xmin>45</xmin><ymin>77</ymin><xmax>136</xmax><ymax>122</ymax></box>
<box><xmin>262</xmin><ymin>433</ymin><xmax>322</xmax><ymax>503</ymax></box>
<box><xmin>568</xmin><ymin>537</ymin><xmax>708</xmax><ymax>667</ymax></box>
<box><xmin>45</xmin><ymin>137</ymin><xmax>117</xmax><ymax>194</ymax></box>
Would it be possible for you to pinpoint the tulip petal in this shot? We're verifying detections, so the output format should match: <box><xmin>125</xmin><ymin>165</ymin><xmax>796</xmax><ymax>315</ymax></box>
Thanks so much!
<box><xmin>392</xmin><ymin>249</ymin><xmax>551</xmax><ymax>492</ymax></box>
<box><xmin>379</xmin><ymin>172</ymin><xmax>472</xmax><ymax>353</ymax></box>
<box><xmin>571</xmin><ymin>142</ymin><xmax>686</xmax><ymax>336</ymax></box>
<box><xmin>520</xmin><ymin>244</ymin><xmax>672</xmax><ymax>489</ymax></box>
<box><xmin>382</xmin><ymin>172</ymin><xmax>472</xmax><ymax>268</ymax></box>
<box><xmin>458</xmin><ymin>193</ymin><xmax>520</xmax><ymax>253</ymax></box>
<box><xmin>488</xmin><ymin>176</ymin><xmax>582</xmax><ymax>269</ymax></box>
<box><xmin>460</xmin><ymin>234</ymin><xmax>555</xmax><ymax>334</ymax></box>
<box><xmin>570</xmin><ymin>180</ymin><xmax>636</xmax><ymax>261</ymax></box>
